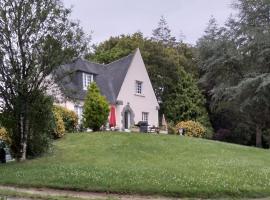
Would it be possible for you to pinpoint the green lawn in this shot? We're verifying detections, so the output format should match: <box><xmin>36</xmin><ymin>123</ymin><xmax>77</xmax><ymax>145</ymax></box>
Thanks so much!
<box><xmin>0</xmin><ymin>132</ymin><xmax>270</xmax><ymax>198</ymax></box>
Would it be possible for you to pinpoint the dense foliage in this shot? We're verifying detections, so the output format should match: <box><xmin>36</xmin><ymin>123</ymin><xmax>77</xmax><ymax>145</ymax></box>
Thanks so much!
<box><xmin>83</xmin><ymin>83</ymin><xmax>110</xmax><ymax>131</ymax></box>
<box><xmin>1</xmin><ymin>92</ymin><xmax>55</xmax><ymax>158</ymax></box>
<box><xmin>52</xmin><ymin>108</ymin><xmax>65</xmax><ymax>139</ymax></box>
<box><xmin>197</xmin><ymin>0</ymin><xmax>270</xmax><ymax>147</ymax></box>
<box><xmin>0</xmin><ymin>0</ymin><xmax>89</xmax><ymax>160</ymax></box>
<box><xmin>26</xmin><ymin>93</ymin><xmax>54</xmax><ymax>158</ymax></box>
<box><xmin>53</xmin><ymin>105</ymin><xmax>78</xmax><ymax>132</ymax></box>
<box><xmin>175</xmin><ymin>120</ymin><xmax>206</xmax><ymax>138</ymax></box>
<box><xmin>88</xmin><ymin>18</ymin><xmax>212</xmax><ymax>133</ymax></box>
<box><xmin>0</xmin><ymin>127</ymin><xmax>10</xmax><ymax>144</ymax></box>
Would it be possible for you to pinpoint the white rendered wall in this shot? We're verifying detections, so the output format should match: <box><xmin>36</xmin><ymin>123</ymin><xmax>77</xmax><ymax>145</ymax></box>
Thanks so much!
<box><xmin>58</xmin><ymin>100</ymin><xmax>76</xmax><ymax>111</ymax></box>
<box><xmin>116</xmin><ymin>49</ymin><xmax>159</xmax><ymax>128</ymax></box>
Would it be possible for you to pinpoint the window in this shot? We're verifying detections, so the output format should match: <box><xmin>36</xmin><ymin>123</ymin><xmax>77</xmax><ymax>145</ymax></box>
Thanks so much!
<box><xmin>74</xmin><ymin>105</ymin><xmax>83</xmax><ymax>124</ymax></box>
<box><xmin>142</xmin><ymin>112</ymin><xmax>149</xmax><ymax>122</ymax></box>
<box><xmin>83</xmin><ymin>73</ymin><xmax>94</xmax><ymax>90</ymax></box>
<box><xmin>135</xmin><ymin>81</ymin><xmax>143</xmax><ymax>94</ymax></box>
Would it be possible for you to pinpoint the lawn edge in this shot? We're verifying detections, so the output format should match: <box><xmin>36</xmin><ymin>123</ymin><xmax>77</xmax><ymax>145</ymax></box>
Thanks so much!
<box><xmin>1</xmin><ymin>184</ymin><xmax>269</xmax><ymax>200</ymax></box>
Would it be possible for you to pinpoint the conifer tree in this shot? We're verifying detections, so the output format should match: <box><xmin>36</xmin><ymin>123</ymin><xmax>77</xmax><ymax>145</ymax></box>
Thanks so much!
<box><xmin>152</xmin><ymin>16</ymin><xmax>176</xmax><ymax>45</ymax></box>
<box><xmin>83</xmin><ymin>83</ymin><xmax>109</xmax><ymax>131</ymax></box>
<box><xmin>197</xmin><ymin>0</ymin><xmax>270</xmax><ymax>146</ymax></box>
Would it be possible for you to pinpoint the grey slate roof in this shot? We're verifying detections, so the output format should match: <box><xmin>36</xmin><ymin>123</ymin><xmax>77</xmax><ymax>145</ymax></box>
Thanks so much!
<box><xmin>54</xmin><ymin>52</ymin><xmax>135</xmax><ymax>104</ymax></box>
<box><xmin>71</xmin><ymin>58</ymin><xmax>106</xmax><ymax>74</ymax></box>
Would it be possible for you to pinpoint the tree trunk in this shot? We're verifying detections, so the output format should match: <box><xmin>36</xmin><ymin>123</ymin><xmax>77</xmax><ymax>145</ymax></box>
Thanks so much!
<box><xmin>18</xmin><ymin>115</ymin><xmax>26</xmax><ymax>161</ymax></box>
<box><xmin>256</xmin><ymin>125</ymin><xmax>262</xmax><ymax>148</ymax></box>
<box><xmin>18</xmin><ymin>103</ymin><xmax>29</xmax><ymax>161</ymax></box>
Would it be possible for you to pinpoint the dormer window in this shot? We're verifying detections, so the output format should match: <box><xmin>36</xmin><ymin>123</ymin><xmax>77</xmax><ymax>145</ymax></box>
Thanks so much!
<box><xmin>135</xmin><ymin>81</ymin><xmax>143</xmax><ymax>94</ymax></box>
<box><xmin>83</xmin><ymin>72</ymin><xmax>94</xmax><ymax>90</ymax></box>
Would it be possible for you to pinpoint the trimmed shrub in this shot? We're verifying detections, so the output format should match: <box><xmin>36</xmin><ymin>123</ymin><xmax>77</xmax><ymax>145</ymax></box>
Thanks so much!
<box><xmin>175</xmin><ymin>120</ymin><xmax>205</xmax><ymax>138</ymax></box>
<box><xmin>83</xmin><ymin>83</ymin><xmax>110</xmax><ymax>131</ymax></box>
<box><xmin>52</xmin><ymin>109</ymin><xmax>65</xmax><ymax>138</ymax></box>
<box><xmin>53</xmin><ymin>105</ymin><xmax>78</xmax><ymax>132</ymax></box>
<box><xmin>0</xmin><ymin>127</ymin><xmax>11</xmax><ymax>144</ymax></box>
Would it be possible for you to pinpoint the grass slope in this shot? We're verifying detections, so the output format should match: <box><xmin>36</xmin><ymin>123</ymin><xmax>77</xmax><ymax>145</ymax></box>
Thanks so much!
<box><xmin>0</xmin><ymin>132</ymin><xmax>270</xmax><ymax>198</ymax></box>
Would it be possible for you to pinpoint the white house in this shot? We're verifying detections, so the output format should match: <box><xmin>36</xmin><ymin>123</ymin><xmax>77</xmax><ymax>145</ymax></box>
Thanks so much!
<box><xmin>54</xmin><ymin>48</ymin><xmax>159</xmax><ymax>130</ymax></box>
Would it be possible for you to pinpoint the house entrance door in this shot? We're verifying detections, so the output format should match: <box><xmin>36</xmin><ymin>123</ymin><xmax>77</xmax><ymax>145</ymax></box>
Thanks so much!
<box><xmin>121</xmin><ymin>104</ymin><xmax>134</xmax><ymax>130</ymax></box>
<box><xmin>124</xmin><ymin>111</ymin><xmax>130</xmax><ymax>129</ymax></box>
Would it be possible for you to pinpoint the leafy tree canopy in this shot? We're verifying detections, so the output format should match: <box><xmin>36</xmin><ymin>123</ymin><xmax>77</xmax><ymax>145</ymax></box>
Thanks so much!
<box><xmin>0</xmin><ymin>0</ymin><xmax>90</xmax><ymax>160</ymax></box>
<box><xmin>197</xmin><ymin>0</ymin><xmax>270</xmax><ymax>147</ymax></box>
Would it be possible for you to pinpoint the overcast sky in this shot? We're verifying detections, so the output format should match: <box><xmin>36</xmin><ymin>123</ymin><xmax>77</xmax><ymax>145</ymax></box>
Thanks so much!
<box><xmin>62</xmin><ymin>0</ymin><xmax>235</xmax><ymax>45</ymax></box>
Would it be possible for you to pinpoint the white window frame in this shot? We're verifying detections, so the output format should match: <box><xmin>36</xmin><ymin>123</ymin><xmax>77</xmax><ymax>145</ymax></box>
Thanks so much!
<box><xmin>142</xmin><ymin>112</ymin><xmax>149</xmax><ymax>122</ymax></box>
<box><xmin>135</xmin><ymin>80</ymin><xmax>143</xmax><ymax>94</ymax></box>
<box><xmin>83</xmin><ymin>73</ymin><xmax>94</xmax><ymax>90</ymax></box>
<box><xmin>74</xmin><ymin>105</ymin><xmax>83</xmax><ymax>124</ymax></box>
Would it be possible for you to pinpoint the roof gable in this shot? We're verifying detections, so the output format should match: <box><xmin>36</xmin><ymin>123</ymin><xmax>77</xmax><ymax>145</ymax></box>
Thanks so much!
<box><xmin>116</xmin><ymin>48</ymin><xmax>159</xmax><ymax>108</ymax></box>
<box><xmin>56</xmin><ymin>51</ymin><xmax>135</xmax><ymax>103</ymax></box>
<box><xmin>96</xmin><ymin>53</ymin><xmax>134</xmax><ymax>103</ymax></box>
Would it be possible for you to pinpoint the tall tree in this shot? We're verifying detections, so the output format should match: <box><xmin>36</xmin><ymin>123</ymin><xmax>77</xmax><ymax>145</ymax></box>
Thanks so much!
<box><xmin>0</xmin><ymin>0</ymin><xmax>90</xmax><ymax>160</ymax></box>
<box><xmin>197</xmin><ymin>0</ymin><xmax>270</xmax><ymax>147</ymax></box>
<box><xmin>152</xmin><ymin>16</ymin><xmax>176</xmax><ymax>45</ymax></box>
<box><xmin>227</xmin><ymin>0</ymin><xmax>270</xmax><ymax>147</ymax></box>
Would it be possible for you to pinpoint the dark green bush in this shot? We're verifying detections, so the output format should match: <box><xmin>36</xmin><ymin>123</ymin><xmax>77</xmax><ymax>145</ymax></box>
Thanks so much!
<box><xmin>27</xmin><ymin>93</ymin><xmax>54</xmax><ymax>158</ymax></box>
<box><xmin>0</xmin><ymin>92</ymin><xmax>54</xmax><ymax>159</ymax></box>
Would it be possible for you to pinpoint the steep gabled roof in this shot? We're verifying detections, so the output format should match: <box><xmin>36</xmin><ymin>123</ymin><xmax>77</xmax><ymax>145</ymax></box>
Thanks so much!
<box><xmin>55</xmin><ymin>51</ymin><xmax>135</xmax><ymax>103</ymax></box>
<box><xmin>96</xmin><ymin>53</ymin><xmax>134</xmax><ymax>103</ymax></box>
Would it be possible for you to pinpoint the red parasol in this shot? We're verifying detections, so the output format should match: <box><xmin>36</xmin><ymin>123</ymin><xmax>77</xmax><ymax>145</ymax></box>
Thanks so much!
<box><xmin>109</xmin><ymin>105</ymin><xmax>116</xmax><ymax>127</ymax></box>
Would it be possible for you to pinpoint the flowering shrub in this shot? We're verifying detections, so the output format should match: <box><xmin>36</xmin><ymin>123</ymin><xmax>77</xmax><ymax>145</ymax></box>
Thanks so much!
<box><xmin>53</xmin><ymin>105</ymin><xmax>78</xmax><ymax>132</ymax></box>
<box><xmin>0</xmin><ymin>127</ymin><xmax>11</xmax><ymax>144</ymax></box>
<box><xmin>175</xmin><ymin>120</ymin><xmax>205</xmax><ymax>138</ymax></box>
<box><xmin>52</xmin><ymin>109</ymin><xmax>65</xmax><ymax>138</ymax></box>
